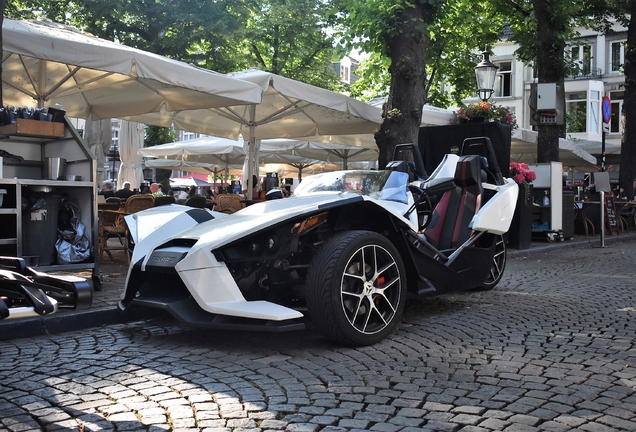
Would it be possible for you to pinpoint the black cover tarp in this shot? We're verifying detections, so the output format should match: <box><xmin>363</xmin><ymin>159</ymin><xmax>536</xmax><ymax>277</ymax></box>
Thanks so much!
<box><xmin>418</xmin><ymin>122</ymin><xmax>511</xmax><ymax>177</ymax></box>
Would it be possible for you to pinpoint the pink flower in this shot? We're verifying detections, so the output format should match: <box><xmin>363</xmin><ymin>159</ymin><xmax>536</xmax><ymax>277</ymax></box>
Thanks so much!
<box><xmin>509</xmin><ymin>162</ymin><xmax>536</xmax><ymax>184</ymax></box>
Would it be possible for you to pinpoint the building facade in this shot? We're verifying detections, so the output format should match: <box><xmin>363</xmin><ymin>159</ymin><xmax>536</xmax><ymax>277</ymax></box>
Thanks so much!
<box><xmin>479</xmin><ymin>21</ymin><xmax>626</xmax><ymax>149</ymax></box>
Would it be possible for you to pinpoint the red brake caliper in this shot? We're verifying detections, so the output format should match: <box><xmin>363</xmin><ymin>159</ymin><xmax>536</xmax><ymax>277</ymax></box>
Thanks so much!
<box><xmin>375</xmin><ymin>276</ymin><xmax>385</xmax><ymax>305</ymax></box>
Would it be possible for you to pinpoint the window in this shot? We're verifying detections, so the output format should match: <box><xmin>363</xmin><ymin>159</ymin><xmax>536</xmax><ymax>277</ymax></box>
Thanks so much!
<box><xmin>494</xmin><ymin>61</ymin><xmax>512</xmax><ymax>97</ymax></box>
<box><xmin>340</xmin><ymin>65</ymin><xmax>349</xmax><ymax>83</ymax></box>
<box><xmin>610</xmin><ymin>91</ymin><xmax>624</xmax><ymax>134</ymax></box>
<box><xmin>183</xmin><ymin>131</ymin><xmax>196</xmax><ymax>140</ymax></box>
<box><xmin>566</xmin><ymin>91</ymin><xmax>587</xmax><ymax>133</ymax></box>
<box><xmin>570</xmin><ymin>44</ymin><xmax>592</xmax><ymax>76</ymax></box>
<box><xmin>111</xmin><ymin>130</ymin><xmax>119</xmax><ymax>153</ymax></box>
<box><xmin>610</xmin><ymin>41</ymin><xmax>625</xmax><ymax>72</ymax></box>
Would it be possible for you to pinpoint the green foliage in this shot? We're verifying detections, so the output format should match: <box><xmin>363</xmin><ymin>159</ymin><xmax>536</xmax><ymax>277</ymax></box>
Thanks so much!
<box><xmin>339</xmin><ymin>0</ymin><xmax>505</xmax><ymax>107</ymax></box>
<box><xmin>144</xmin><ymin>125</ymin><xmax>177</xmax><ymax>148</ymax></box>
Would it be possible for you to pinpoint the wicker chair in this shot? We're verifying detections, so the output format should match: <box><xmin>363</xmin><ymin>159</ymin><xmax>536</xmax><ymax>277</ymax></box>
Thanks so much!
<box><xmin>124</xmin><ymin>194</ymin><xmax>156</xmax><ymax>213</ymax></box>
<box><xmin>99</xmin><ymin>194</ymin><xmax>155</xmax><ymax>262</ymax></box>
<box><xmin>215</xmin><ymin>194</ymin><xmax>245</xmax><ymax>214</ymax></box>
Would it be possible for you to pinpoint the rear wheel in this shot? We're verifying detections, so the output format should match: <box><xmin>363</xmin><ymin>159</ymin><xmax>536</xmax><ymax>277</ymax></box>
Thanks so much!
<box><xmin>306</xmin><ymin>230</ymin><xmax>406</xmax><ymax>346</ymax></box>
<box><xmin>478</xmin><ymin>234</ymin><xmax>506</xmax><ymax>290</ymax></box>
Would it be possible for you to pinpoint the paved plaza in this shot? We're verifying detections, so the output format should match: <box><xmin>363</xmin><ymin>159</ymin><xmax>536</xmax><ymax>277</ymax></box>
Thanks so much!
<box><xmin>1</xmin><ymin>238</ymin><xmax>636</xmax><ymax>431</ymax></box>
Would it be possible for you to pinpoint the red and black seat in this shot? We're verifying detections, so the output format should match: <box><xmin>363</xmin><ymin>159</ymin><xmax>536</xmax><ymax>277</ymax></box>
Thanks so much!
<box><xmin>424</xmin><ymin>155</ymin><xmax>483</xmax><ymax>251</ymax></box>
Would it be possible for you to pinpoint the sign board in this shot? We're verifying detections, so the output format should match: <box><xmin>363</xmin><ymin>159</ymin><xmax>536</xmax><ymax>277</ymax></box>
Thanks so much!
<box><xmin>603</xmin><ymin>123</ymin><xmax>610</xmax><ymax>133</ymax></box>
<box><xmin>604</xmin><ymin>195</ymin><xmax>619</xmax><ymax>235</ymax></box>
<box><xmin>602</xmin><ymin>96</ymin><xmax>612</xmax><ymax>124</ymax></box>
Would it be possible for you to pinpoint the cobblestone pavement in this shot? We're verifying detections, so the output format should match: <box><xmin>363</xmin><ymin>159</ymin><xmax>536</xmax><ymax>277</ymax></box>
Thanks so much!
<box><xmin>1</xmin><ymin>240</ymin><xmax>636</xmax><ymax>431</ymax></box>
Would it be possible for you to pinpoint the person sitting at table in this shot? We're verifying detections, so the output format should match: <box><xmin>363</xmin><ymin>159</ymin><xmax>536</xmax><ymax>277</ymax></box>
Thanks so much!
<box><xmin>98</xmin><ymin>180</ymin><xmax>116</xmax><ymax>198</ymax></box>
<box><xmin>150</xmin><ymin>182</ymin><xmax>165</xmax><ymax>197</ymax></box>
<box><xmin>115</xmin><ymin>181</ymin><xmax>136</xmax><ymax>201</ymax></box>
<box><xmin>187</xmin><ymin>186</ymin><xmax>201</xmax><ymax>198</ymax></box>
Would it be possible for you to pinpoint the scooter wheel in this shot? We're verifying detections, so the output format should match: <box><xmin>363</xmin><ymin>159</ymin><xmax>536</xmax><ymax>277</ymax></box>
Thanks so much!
<box><xmin>306</xmin><ymin>230</ymin><xmax>406</xmax><ymax>346</ymax></box>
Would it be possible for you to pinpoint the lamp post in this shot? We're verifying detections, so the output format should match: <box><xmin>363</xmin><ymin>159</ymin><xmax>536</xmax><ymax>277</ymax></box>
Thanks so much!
<box><xmin>474</xmin><ymin>49</ymin><xmax>498</xmax><ymax>102</ymax></box>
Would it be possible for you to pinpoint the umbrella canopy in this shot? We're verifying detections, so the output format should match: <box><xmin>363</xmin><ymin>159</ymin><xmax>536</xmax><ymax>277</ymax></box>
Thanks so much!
<box><xmin>145</xmin><ymin>159</ymin><xmax>219</xmax><ymax>176</ymax></box>
<box><xmin>259</xmin><ymin>138</ymin><xmax>378</xmax><ymax>170</ymax></box>
<box><xmin>511</xmin><ymin>128</ymin><xmax>597</xmax><ymax>169</ymax></box>
<box><xmin>127</xmin><ymin>68</ymin><xmax>383</xmax><ymax>198</ymax></box>
<box><xmin>140</xmin><ymin>135</ymin><xmax>321</xmax><ymax>180</ymax></box>
<box><xmin>169</xmin><ymin>176</ymin><xmax>216</xmax><ymax>188</ymax></box>
<box><xmin>2</xmin><ymin>18</ymin><xmax>262</xmax><ymax>119</ymax></box>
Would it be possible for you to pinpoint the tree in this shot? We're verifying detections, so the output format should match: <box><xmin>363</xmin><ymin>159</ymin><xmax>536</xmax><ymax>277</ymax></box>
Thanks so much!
<box><xmin>587</xmin><ymin>0</ymin><xmax>636</xmax><ymax>198</ymax></box>
<box><xmin>619</xmin><ymin>2</ymin><xmax>636</xmax><ymax>197</ymax></box>
<box><xmin>340</xmin><ymin>0</ymin><xmax>507</xmax><ymax>167</ymax></box>
<box><xmin>339</xmin><ymin>0</ymin><xmax>437</xmax><ymax>168</ymax></box>
<box><xmin>348</xmin><ymin>0</ymin><xmax>505</xmax><ymax>109</ymax></box>
<box><xmin>234</xmin><ymin>0</ymin><xmax>342</xmax><ymax>89</ymax></box>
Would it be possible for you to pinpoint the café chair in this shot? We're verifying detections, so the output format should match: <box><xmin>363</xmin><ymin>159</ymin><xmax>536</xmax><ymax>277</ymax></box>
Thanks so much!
<box><xmin>215</xmin><ymin>194</ymin><xmax>245</xmax><ymax>214</ymax></box>
<box><xmin>99</xmin><ymin>194</ymin><xmax>155</xmax><ymax>263</ymax></box>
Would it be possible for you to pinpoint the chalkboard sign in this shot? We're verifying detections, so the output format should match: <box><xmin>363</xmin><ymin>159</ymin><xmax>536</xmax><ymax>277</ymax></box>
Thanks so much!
<box><xmin>605</xmin><ymin>196</ymin><xmax>619</xmax><ymax>235</ymax></box>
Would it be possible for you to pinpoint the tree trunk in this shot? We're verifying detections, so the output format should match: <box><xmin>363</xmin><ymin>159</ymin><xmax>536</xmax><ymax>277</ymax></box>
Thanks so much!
<box><xmin>533</xmin><ymin>0</ymin><xmax>566</xmax><ymax>163</ymax></box>
<box><xmin>374</xmin><ymin>2</ymin><xmax>431</xmax><ymax>169</ymax></box>
<box><xmin>0</xmin><ymin>0</ymin><xmax>4</xmax><ymax>107</ymax></box>
<box><xmin>620</xmin><ymin>2</ymin><xmax>636</xmax><ymax>197</ymax></box>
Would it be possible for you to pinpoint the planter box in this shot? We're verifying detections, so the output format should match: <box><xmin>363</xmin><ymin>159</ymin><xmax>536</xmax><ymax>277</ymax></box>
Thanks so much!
<box><xmin>0</xmin><ymin>118</ymin><xmax>64</xmax><ymax>138</ymax></box>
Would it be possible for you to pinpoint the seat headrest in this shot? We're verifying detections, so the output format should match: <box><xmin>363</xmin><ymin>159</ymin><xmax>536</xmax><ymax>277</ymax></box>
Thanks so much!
<box><xmin>454</xmin><ymin>155</ymin><xmax>482</xmax><ymax>187</ymax></box>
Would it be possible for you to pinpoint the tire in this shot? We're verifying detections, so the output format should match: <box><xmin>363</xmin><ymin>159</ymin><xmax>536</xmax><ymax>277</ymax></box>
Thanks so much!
<box><xmin>478</xmin><ymin>234</ymin><xmax>506</xmax><ymax>290</ymax></box>
<box><xmin>305</xmin><ymin>230</ymin><xmax>406</xmax><ymax>346</ymax></box>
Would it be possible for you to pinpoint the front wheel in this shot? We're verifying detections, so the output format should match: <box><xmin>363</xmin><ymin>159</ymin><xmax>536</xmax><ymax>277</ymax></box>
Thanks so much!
<box><xmin>478</xmin><ymin>234</ymin><xmax>506</xmax><ymax>290</ymax></box>
<box><xmin>305</xmin><ymin>230</ymin><xmax>406</xmax><ymax>346</ymax></box>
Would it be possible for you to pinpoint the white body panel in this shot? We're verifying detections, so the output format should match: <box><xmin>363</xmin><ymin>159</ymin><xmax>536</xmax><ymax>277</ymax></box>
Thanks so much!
<box><xmin>470</xmin><ymin>179</ymin><xmax>519</xmax><ymax>234</ymax></box>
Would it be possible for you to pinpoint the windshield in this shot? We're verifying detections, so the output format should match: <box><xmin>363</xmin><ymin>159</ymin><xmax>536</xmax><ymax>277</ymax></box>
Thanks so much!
<box><xmin>293</xmin><ymin>170</ymin><xmax>409</xmax><ymax>203</ymax></box>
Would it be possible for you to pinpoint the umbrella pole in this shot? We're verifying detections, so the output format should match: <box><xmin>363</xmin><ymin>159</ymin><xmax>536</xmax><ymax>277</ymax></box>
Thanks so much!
<box><xmin>247</xmin><ymin>105</ymin><xmax>257</xmax><ymax>200</ymax></box>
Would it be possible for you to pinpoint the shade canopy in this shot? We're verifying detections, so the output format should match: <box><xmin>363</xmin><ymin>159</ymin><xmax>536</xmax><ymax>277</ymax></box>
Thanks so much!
<box><xmin>127</xmin><ymin>68</ymin><xmax>384</xmax><ymax>198</ymax></box>
<box><xmin>511</xmin><ymin>128</ymin><xmax>597</xmax><ymax>169</ymax></box>
<box><xmin>259</xmin><ymin>138</ymin><xmax>378</xmax><ymax>170</ymax></box>
<box><xmin>127</xmin><ymin>68</ymin><xmax>382</xmax><ymax>140</ymax></box>
<box><xmin>169</xmin><ymin>176</ymin><xmax>216</xmax><ymax>188</ymax></box>
<box><xmin>140</xmin><ymin>135</ymin><xmax>321</xmax><ymax>179</ymax></box>
<box><xmin>145</xmin><ymin>159</ymin><xmax>219</xmax><ymax>175</ymax></box>
<box><xmin>2</xmin><ymin>19</ymin><xmax>262</xmax><ymax>119</ymax></box>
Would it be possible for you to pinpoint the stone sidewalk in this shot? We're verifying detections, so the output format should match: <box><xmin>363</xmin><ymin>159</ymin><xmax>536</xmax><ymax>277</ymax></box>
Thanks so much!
<box><xmin>2</xmin><ymin>236</ymin><xmax>636</xmax><ymax>431</ymax></box>
<box><xmin>1</xmin><ymin>231</ymin><xmax>635</xmax><ymax>341</ymax></box>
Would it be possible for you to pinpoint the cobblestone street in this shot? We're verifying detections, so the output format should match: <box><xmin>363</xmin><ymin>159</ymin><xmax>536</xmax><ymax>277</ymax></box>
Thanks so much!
<box><xmin>1</xmin><ymin>240</ymin><xmax>636</xmax><ymax>431</ymax></box>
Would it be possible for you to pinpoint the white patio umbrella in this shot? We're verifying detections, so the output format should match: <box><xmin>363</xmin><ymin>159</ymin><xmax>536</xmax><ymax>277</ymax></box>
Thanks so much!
<box><xmin>145</xmin><ymin>159</ymin><xmax>219</xmax><ymax>176</ymax></box>
<box><xmin>84</xmin><ymin>115</ymin><xmax>111</xmax><ymax>184</ymax></box>
<box><xmin>117</xmin><ymin>121</ymin><xmax>145</xmax><ymax>189</ymax></box>
<box><xmin>2</xmin><ymin>18</ymin><xmax>262</xmax><ymax>118</ymax></box>
<box><xmin>511</xmin><ymin>128</ymin><xmax>597</xmax><ymax>169</ymax></box>
<box><xmin>259</xmin><ymin>138</ymin><xmax>379</xmax><ymax>170</ymax></box>
<box><xmin>140</xmin><ymin>135</ymin><xmax>321</xmax><ymax>182</ymax></box>
<box><xmin>127</xmin><ymin>68</ymin><xmax>383</xmax><ymax>198</ymax></box>
<box><xmin>140</xmin><ymin>136</ymin><xmax>248</xmax><ymax>180</ymax></box>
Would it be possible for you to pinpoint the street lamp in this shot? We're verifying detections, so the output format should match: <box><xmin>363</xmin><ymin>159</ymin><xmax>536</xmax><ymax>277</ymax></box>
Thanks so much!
<box><xmin>474</xmin><ymin>49</ymin><xmax>499</xmax><ymax>102</ymax></box>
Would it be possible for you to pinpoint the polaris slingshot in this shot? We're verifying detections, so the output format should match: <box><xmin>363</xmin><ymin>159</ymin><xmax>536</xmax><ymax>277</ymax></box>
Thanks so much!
<box><xmin>119</xmin><ymin>139</ymin><xmax>518</xmax><ymax>346</ymax></box>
